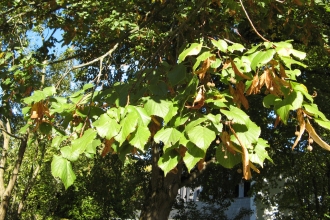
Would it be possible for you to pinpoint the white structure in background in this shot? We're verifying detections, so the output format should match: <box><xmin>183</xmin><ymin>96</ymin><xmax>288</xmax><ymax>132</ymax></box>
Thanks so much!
<box><xmin>169</xmin><ymin>181</ymin><xmax>257</xmax><ymax>220</ymax></box>
<box><xmin>170</xmin><ymin>178</ymin><xmax>289</xmax><ymax>220</ymax></box>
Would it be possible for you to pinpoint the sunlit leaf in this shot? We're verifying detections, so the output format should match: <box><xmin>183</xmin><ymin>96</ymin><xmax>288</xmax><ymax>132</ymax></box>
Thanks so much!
<box><xmin>178</xmin><ymin>43</ymin><xmax>202</xmax><ymax>63</ymax></box>
<box><xmin>154</xmin><ymin>128</ymin><xmax>182</xmax><ymax>151</ymax></box>
<box><xmin>187</xmin><ymin>126</ymin><xmax>216</xmax><ymax>151</ymax></box>
<box><xmin>251</xmin><ymin>49</ymin><xmax>276</xmax><ymax>71</ymax></box>
<box><xmin>51</xmin><ymin>155</ymin><xmax>76</xmax><ymax>189</ymax></box>
<box><xmin>183</xmin><ymin>142</ymin><xmax>205</xmax><ymax>172</ymax></box>
<box><xmin>158</xmin><ymin>150</ymin><xmax>181</xmax><ymax>176</ymax></box>
<box><xmin>249</xmin><ymin>138</ymin><xmax>273</xmax><ymax>167</ymax></box>
<box><xmin>129</xmin><ymin>126</ymin><xmax>151</xmax><ymax>151</ymax></box>
<box><xmin>211</xmin><ymin>39</ymin><xmax>228</xmax><ymax>52</ymax></box>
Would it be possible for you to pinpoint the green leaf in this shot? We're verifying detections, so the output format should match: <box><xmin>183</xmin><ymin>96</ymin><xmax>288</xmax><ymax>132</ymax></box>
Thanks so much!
<box><xmin>221</xmin><ymin>106</ymin><xmax>249</xmax><ymax>124</ymax></box>
<box><xmin>72</xmin><ymin>129</ymin><xmax>98</xmax><ymax>153</ymax></box>
<box><xmin>22</xmin><ymin>106</ymin><xmax>31</xmax><ymax>115</ymax></box>
<box><xmin>127</xmin><ymin>105</ymin><xmax>151</xmax><ymax>126</ymax></box>
<box><xmin>231</xmin><ymin>119</ymin><xmax>261</xmax><ymax>147</ymax></box>
<box><xmin>303</xmin><ymin>103</ymin><xmax>328</xmax><ymax>121</ymax></box>
<box><xmin>168</xmin><ymin>64</ymin><xmax>187</xmax><ymax>86</ymax></box>
<box><xmin>61</xmin><ymin>146</ymin><xmax>80</xmax><ymax>161</ymax></box>
<box><xmin>83</xmin><ymin>83</ymin><xmax>94</xmax><ymax>90</ymax></box>
<box><xmin>158</xmin><ymin>150</ymin><xmax>181</xmax><ymax>176</ymax></box>
<box><xmin>62</xmin><ymin>129</ymin><xmax>99</xmax><ymax>161</ymax></box>
<box><xmin>115</xmin><ymin>111</ymin><xmax>138</xmax><ymax>145</ymax></box>
<box><xmin>216</xmin><ymin>144</ymin><xmax>241</xmax><ymax>168</ymax></box>
<box><xmin>93</xmin><ymin>114</ymin><xmax>120</xmax><ymax>139</ymax></box>
<box><xmin>144</xmin><ymin>98</ymin><xmax>171</xmax><ymax>119</ymax></box>
<box><xmin>193</xmin><ymin>51</ymin><xmax>214</xmax><ymax>71</ymax></box>
<box><xmin>19</xmin><ymin>124</ymin><xmax>29</xmax><ymax>134</ymax></box>
<box><xmin>227</xmin><ymin>43</ymin><xmax>245</xmax><ymax>52</ymax></box>
<box><xmin>275</xmin><ymin>91</ymin><xmax>303</xmax><ymax>123</ymax></box>
<box><xmin>314</xmin><ymin>119</ymin><xmax>330</xmax><ymax>130</ymax></box>
<box><xmin>85</xmin><ymin>139</ymin><xmax>101</xmax><ymax>157</ymax></box>
<box><xmin>183</xmin><ymin>142</ymin><xmax>205</xmax><ymax>172</ymax></box>
<box><xmin>249</xmin><ymin>138</ymin><xmax>273</xmax><ymax>167</ymax></box>
<box><xmin>178</xmin><ymin>43</ymin><xmax>202</xmax><ymax>63</ymax></box>
<box><xmin>129</xmin><ymin>126</ymin><xmax>151</xmax><ymax>151</ymax></box>
<box><xmin>42</xmin><ymin>86</ymin><xmax>56</xmax><ymax>97</ymax></box>
<box><xmin>24</xmin><ymin>86</ymin><xmax>56</xmax><ymax>104</ymax></box>
<box><xmin>291</xmin><ymin>49</ymin><xmax>306</xmax><ymax>60</ymax></box>
<box><xmin>244</xmin><ymin>43</ymin><xmax>261</xmax><ymax>55</ymax></box>
<box><xmin>205</xmin><ymin>114</ymin><xmax>223</xmax><ymax>132</ymax></box>
<box><xmin>251</xmin><ymin>49</ymin><xmax>276</xmax><ymax>71</ymax></box>
<box><xmin>174</xmin><ymin>114</ymin><xmax>189</xmax><ymax>127</ymax></box>
<box><xmin>51</xmin><ymin>135</ymin><xmax>68</xmax><ymax>149</ymax></box>
<box><xmin>211</xmin><ymin>39</ymin><xmax>228</xmax><ymax>52</ymax></box>
<box><xmin>187</xmin><ymin>126</ymin><xmax>216</xmax><ymax>151</ymax></box>
<box><xmin>291</xmin><ymin>82</ymin><xmax>313</xmax><ymax>103</ymax></box>
<box><xmin>51</xmin><ymin>155</ymin><xmax>76</xmax><ymax>189</ymax></box>
<box><xmin>185</xmin><ymin>117</ymin><xmax>208</xmax><ymax>132</ymax></box>
<box><xmin>39</xmin><ymin>122</ymin><xmax>52</xmax><ymax>134</ymax></box>
<box><xmin>281</xmin><ymin>57</ymin><xmax>307</xmax><ymax>69</ymax></box>
<box><xmin>154</xmin><ymin>128</ymin><xmax>182</xmax><ymax>151</ymax></box>
<box><xmin>263</xmin><ymin>94</ymin><xmax>278</xmax><ymax>108</ymax></box>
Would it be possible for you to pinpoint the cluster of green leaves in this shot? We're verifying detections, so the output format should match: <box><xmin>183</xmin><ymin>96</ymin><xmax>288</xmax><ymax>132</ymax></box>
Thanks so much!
<box><xmin>18</xmin><ymin>36</ymin><xmax>330</xmax><ymax>189</ymax></box>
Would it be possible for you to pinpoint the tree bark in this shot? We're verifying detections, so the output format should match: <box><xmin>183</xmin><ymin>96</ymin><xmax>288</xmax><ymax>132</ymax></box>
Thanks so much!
<box><xmin>139</xmin><ymin>142</ymin><xmax>213</xmax><ymax>220</ymax></box>
<box><xmin>0</xmin><ymin>134</ymin><xmax>28</xmax><ymax>220</ymax></box>
<box><xmin>139</xmin><ymin>143</ymin><xmax>182</xmax><ymax>220</ymax></box>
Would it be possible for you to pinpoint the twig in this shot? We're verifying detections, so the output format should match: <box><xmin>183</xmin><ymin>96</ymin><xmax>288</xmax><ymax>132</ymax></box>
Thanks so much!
<box><xmin>72</xmin><ymin>43</ymin><xmax>118</xmax><ymax>70</ymax></box>
<box><xmin>0</xmin><ymin>128</ymin><xmax>22</xmax><ymax>140</ymax></box>
<box><xmin>238</xmin><ymin>0</ymin><xmax>270</xmax><ymax>42</ymax></box>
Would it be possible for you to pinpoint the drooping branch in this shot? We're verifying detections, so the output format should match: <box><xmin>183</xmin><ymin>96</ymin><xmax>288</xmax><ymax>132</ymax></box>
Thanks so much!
<box><xmin>238</xmin><ymin>0</ymin><xmax>270</xmax><ymax>42</ymax></box>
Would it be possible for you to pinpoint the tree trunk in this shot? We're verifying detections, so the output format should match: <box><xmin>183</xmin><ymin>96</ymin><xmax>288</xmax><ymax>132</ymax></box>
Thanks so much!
<box><xmin>139</xmin><ymin>171</ymin><xmax>181</xmax><ymax>220</ymax></box>
<box><xmin>139</xmin><ymin>142</ymin><xmax>213</xmax><ymax>220</ymax></box>
<box><xmin>139</xmin><ymin>143</ymin><xmax>181</xmax><ymax>220</ymax></box>
<box><xmin>0</xmin><ymin>135</ymin><xmax>28</xmax><ymax>220</ymax></box>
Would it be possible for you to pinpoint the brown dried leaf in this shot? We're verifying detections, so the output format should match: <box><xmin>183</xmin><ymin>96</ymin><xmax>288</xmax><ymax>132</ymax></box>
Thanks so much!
<box><xmin>195</xmin><ymin>58</ymin><xmax>210</xmax><ymax>80</ymax></box>
<box><xmin>186</xmin><ymin>87</ymin><xmax>205</xmax><ymax>109</ymax></box>
<box><xmin>306</xmin><ymin>119</ymin><xmax>330</xmax><ymax>151</ymax></box>
<box><xmin>249</xmin><ymin>161</ymin><xmax>260</xmax><ymax>174</ymax></box>
<box><xmin>236</xmin><ymin>81</ymin><xmax>249</xmax><ymax>110</ymax></box>
<box><xmin>197</xmin><ymin>158</ymin><xmax>205</xmax><ymax>171</ymax></box>
<box><xmin>220</xmin><ymin>131</ymin><xmax>236</xmax><ymax>155</ymax></box>
<box><xmin>179</xmin><ymin>145</ymin><xmax>187</xmax><ymax>157</ymax></box>
<box><xmin>228</xmin><ymin>126</ymin><xmax>251</xmax><ymax>180</ymax></box>
<box><xmin>170</xmin><ymin>167</ymin><xmax>178</xmax><ymax>174</ymax></box>
<box><xmin>279</xmin><ymin>64</ymin><xmax>288</xmax><ymax>79</ymax></box>
<box><xmin>222</xmin><ymin>59</ymin><xmax>231</xmax><ymax>70</ymax></box>
<box><xmin>149</xmin><ymin>116</ymin><xmax>161</xmax><ymax>137</ymax></box>
<box><xmin>274</xmin><ymin>115</ymin><xmax>281</xmax><ymax>128</ymax></box>
<box><xmin>230</xmin><ymin>59</ymin><xmax>251</xmax><ymax>80</ymax></box>
<box><xmin>246</xmin><ymin>74</ymin><xmax>260</xmax><ymax>95</ymax></box>
<box><xmin>102</xmin><ymin>137</ymin><xmax>115</xmax><ymax>157</ymax></box>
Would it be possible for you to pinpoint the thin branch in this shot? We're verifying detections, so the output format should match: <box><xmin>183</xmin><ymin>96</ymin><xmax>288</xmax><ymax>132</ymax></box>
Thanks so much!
<box><xmin>72</xmin><ymin>43</ymin><xmax>118</xmax><ymax>70</ymax></box>
<box><xmin>238</xmin><ymin>0</ymin><xmax>270</xmax><ymax>42</ymax></box>
<box><xmin>49</xmin><ymin>53</ymin><xmax>81</xmax><ymax>65</ymax></box>
<box><xmin>0</xmin><ymin>128</ymin><xmax>22</xmax><ymax>140</ymax></box>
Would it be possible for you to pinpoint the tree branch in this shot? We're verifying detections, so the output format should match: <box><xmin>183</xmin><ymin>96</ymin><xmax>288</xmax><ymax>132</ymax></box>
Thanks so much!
<box><xmin>72</xmin><ymin>43</ymin><xmax>119</xmax><ymax>70</ymax></box>
<box><xmin>238</xmin><ymin>0</ymin><xmax>270</xmax><ymax>42</ymax></box>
